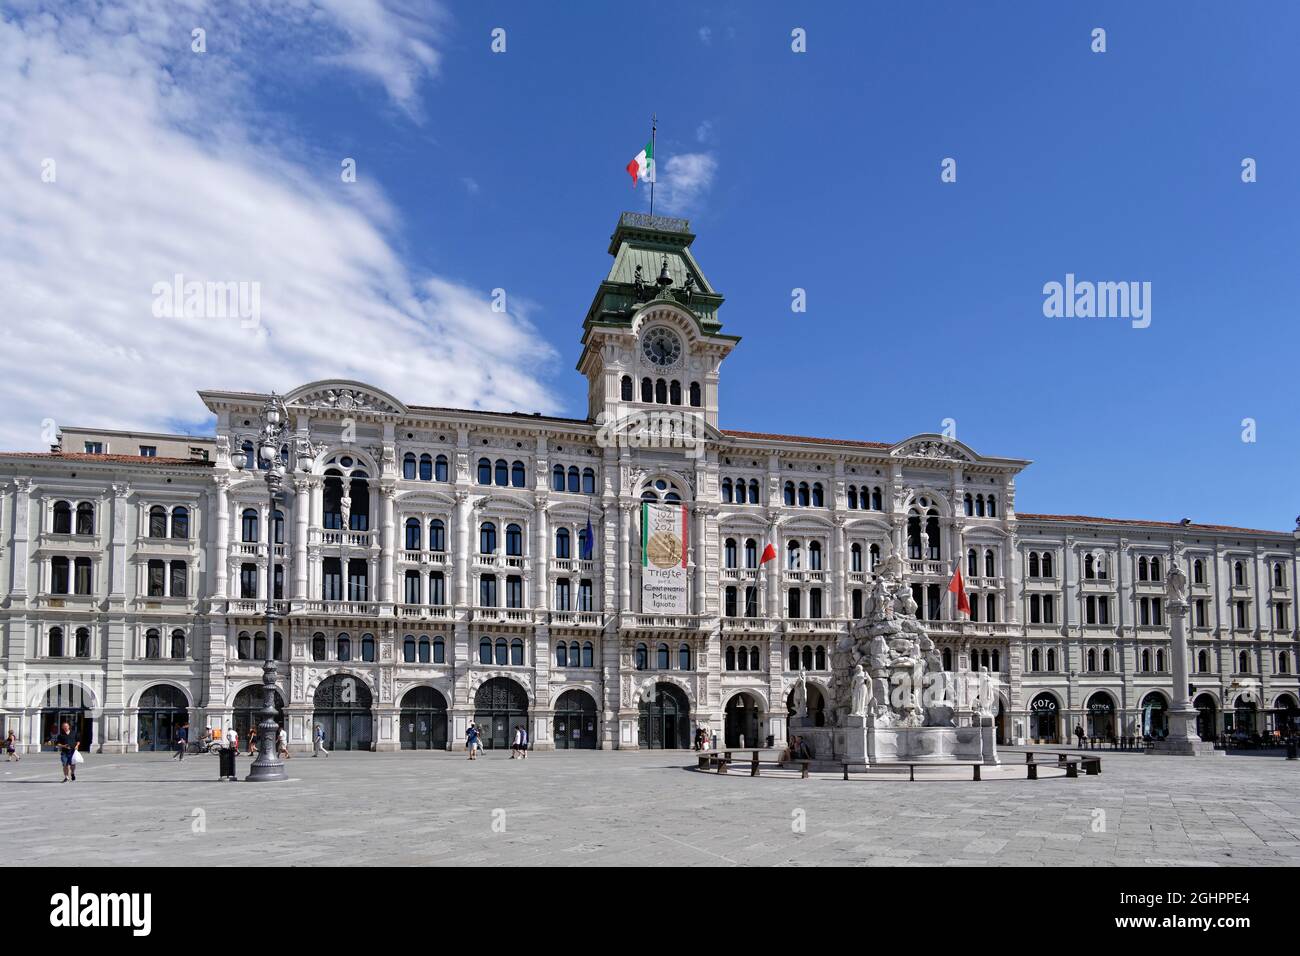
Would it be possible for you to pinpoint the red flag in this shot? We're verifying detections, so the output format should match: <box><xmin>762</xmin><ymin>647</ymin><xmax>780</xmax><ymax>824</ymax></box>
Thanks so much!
<box><xmin>948</xmin><ymin>563</ymin><xmax>971</xmax><ymax>616</ymax></box>
<box><xmin>759</xmin><ymin>543</ymin><xmax>777</xmax><ymax>565</ymax></box>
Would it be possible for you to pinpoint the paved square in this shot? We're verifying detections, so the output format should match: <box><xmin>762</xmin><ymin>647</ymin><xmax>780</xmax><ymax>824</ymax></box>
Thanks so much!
<box><xmin>3</xmin><ymin>749</ymin><xmax>1298</xmax><ymax>866</ymax></box>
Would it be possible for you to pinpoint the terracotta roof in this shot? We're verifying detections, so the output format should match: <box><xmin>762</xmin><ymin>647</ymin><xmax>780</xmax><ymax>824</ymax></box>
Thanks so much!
<box><xmin>0</xmin><ymin>452</ymin><xmax>212</xmax><ymax>467</ymax></box>
<box><xmin>721</xmin><ymin>429</ymin><xmax>891</xmax><ymax>449</ymax></box>
<box><xmin>1017</xmin><ymin>513</ymin><xmax>1288</xmax><ymax>536</ymax></box>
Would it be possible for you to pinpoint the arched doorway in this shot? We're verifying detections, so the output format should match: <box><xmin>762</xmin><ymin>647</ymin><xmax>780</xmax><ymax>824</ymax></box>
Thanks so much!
<box><xmin>1086</xmin><ymin>692</ymin><xmax>1116</xmax><ymax>739</ymax></box>
<box><xmin>724</xmin><ymin>692</ymin><xmax>762</xmax><ymax>748</ymax></box>
<box><xmin>785</xmin><ymin>685</ymin><xmax>826</xmax><ymax>727</ymax></box>
<box><xmin>399</xmin><ymin>686</ymin><xmax>448</xmax><ymax>750</ymax></box>
<box><xmin>638</xmin><ymin>682</ymin><xmax>690</xmax><ymax>749</ymax></box>
<box><xmin>1231</xmin><ymin>696</ymin><xmax>1258</xmax><ymax>735</ymax></box>
<box><xmin>1273</xmin><ymin>694</ymin><xmax>1300</xmax><ymax>735</ymax></box>
<box><xmin>474</xmin><ymin>678</ymin><xmax>528</xmax><ymax>750</ymax></box>
<box><xmin>1028</xmin><ymin>692</ymin><xmax>1059</xmax><ymax>742</ymax></box>
<box><xmin>1141</xmin><ymin>692</ymin><xmax>1167</xmax><ymax>739</ymax></box>
<box><xmin>313</xmin><ymin>675</ymin><xmax>373</xmax><ymax>751</ymax></box>
<box><xmin>39</xmin><ymin>683</ymin><xmax>93</xmax><ymax>752</ymax></box>
<box><xmin>232</xmin><ymin>685</ymin><xmax>285</xmax><ymax>743</ymax></box>
<box><xmin>553</xmin><ymin>689</ymin><xmax>598</xmax><ymax>749</ymax></box>
<box><xmin>136</xmin><ymin>685</ymin><xmax>189</xmax><ymax>752</ymax></box>
<box><xmin>1193</xmin><ymin>693</ymin><xmax>1218</xmax><ymax>740</ymax></box>
<box><xmin>993</xmin><ymin>697</ymin><xmax>1007</xmax><ymax>745</ymax></box>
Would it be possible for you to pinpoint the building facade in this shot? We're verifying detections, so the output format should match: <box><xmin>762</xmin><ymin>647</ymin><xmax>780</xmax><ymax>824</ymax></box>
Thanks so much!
<box><xmin>3</xmin><ymin>213</ymin><xmax>1298</xmax><ymax>753</ymax></box>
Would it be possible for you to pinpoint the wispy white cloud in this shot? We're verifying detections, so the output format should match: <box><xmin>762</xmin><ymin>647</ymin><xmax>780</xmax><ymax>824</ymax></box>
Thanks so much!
<box><xmin>0</xmin><ymin>1</ymin><xmax>558</xmax><ymax>451</ymax></box>
<box><xmin>697</xmin><ymin>26</ymin><xmax>712</xmax><ymax>45</ymax></box>
<box><xmin>695</xmin><ymin>119</ymin><xmax>714</xmax><ymax>144</ymax></box>
<box><xmin>652</xmin><ymin>153</ymin><xmax>718</xmax><ymax>216</ymax></box>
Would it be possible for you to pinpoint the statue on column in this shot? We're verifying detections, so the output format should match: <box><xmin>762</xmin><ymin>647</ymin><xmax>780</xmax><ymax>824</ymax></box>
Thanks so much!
<box><xmin>1165</xmin><ymin>560</ymin><xmax>1188</xmax><ymax>606</ymax></box>
<box><xmin>792</xmin><ymin>669</ymin><xmax>809</xmax><ymax>720</ymax></box>
<box><xmin>339</xmin><ymin>492</ymin><xmax>352</xmax><ymax>530</ymax></box>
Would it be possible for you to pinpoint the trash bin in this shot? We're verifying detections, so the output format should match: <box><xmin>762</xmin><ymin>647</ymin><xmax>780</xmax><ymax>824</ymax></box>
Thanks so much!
<box><xmin>711</xmin><ymin>733</ymin><xmax>719</xmax><ymax>750</ymax></box>
<box><xmin>218</xmin><ymin>747</ymin><xmax>236</xmax><ymax>780</ymax></box>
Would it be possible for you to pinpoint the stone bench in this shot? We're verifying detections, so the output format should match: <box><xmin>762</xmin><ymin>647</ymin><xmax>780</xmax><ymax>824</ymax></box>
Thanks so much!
<box><xmin>843</xmin><ymin>761</ymin><xmax>985</xmax><ymax>781</ymax></box>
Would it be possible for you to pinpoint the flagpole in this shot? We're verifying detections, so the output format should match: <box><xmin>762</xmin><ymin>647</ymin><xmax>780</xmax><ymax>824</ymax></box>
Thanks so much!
<box><xmin>649</xmin><ymin>113</ymin><xmax>657</xmax><ymax>216</ymax></box>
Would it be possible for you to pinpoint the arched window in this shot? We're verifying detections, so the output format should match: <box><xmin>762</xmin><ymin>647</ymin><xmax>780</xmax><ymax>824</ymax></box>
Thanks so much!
<box><xmin>567</xmin><ymin>466</ymin><xmax>580</xmax><ymax>494</ymax></box>
<box><xmin>1197</xmin><ymin>649</ymin><xmax>1209</xmax><ymax>672</ymax></box>
<box><xmin>148</xmin><ymin>505</ymin><xmax>167</xmax><ymax>538</ymax></box>
<box><xmin>1141</xmin><ymin>649</ymin><xmax>1151</xmax><ymax>672</ymax></box>
<box><xmin>429</xmin><ymin>519</ymin><xmax>446</xmax><ymax>552</ymax></box>
<box><xmin>495</xmin><ymin>638</ymin><xmax>508</xmax><ymax>665</ymax></box>
<box><xmin>479</xmin><ymin>522</ymin><xmax>497</xmax><ymax>554</ymax></box>
<box><xmin>655</xmin><ymin>379</ymin><xmax>667</xmax><ymax>404</ymax></box>
<box><xmin>404</xmin><ymin>517</ymin><xmax>421</xmax><ymax>551</ymax></box>
<box><xmin>963</xmin><ymin>493</ymin><xmax>973</xmax><ymax>516</ymax></box>
<box><xmin>734</xmin><ymin>480</ymin><xmax>747</xmax><ymax>504</ymax></box>
<box><xmin>967</xmin><ymin>548</ymin><xmax>978</xmax><ymax>577</ymax></box>
<box><xmin>641</xmin><ymin>377</ymin><xmax>653</xmax><ymax>403</ymax></box>
<box><xmin>724</xmin><ymin>538</ymin><xmax>737</xmax><ymax>569</ymax></box>
<box><xmin>433</xmin><ymin>637</ymin><xmax>445</xmax><ymax>663</ymax></box>
<box><xmin>403</xmin><ymin>453</ymin><xmax>417</xmax><ymax>479</ymax></box>
<box><xmin>1150</xmin><ymin>557</ymin><xmax>1162</xmax><ymax>580</ymax></box>
<box><xmin>656</xmin><ymin>643</ymin><xmax>670</xmax><ymax>670</ymax></box>
<box><xmin>621</xmin><ymin>375</ymin><xmax>633</xmax><ymax>401</ymax></box>
<box><xmin>1029</xmin><ymin>552</ymin><xmax>1040</xmax><ymax>577</ymax></box>
<box><xmin>337</xmin><ymin>635</ymin><xmax>351</xmax><ymax>662</ymax></box>
<box><xmin>1042</xmin><ymin>552</ymin><xmax>1054</xmax><ymax>577</ymax></box>
<box><xmin>1234</xmin><ymin>561</ymin><xmax>1245</xmax><ymax>586</ymax></box>
<box><xmin>418</xmin><ymin>454</ymin><xmax>433</xmax><ymax>481</ymax></box>
<box><xmin>1031</xmin><ymin>648</ymin><xmax>1041</xmax><ymax>671</ymax></box>
<box><xmin>241</xmin><ymin>508</ymin><xmax>258</xmax><ymax>543</ymax></box>
<box><xmin>556</xmin><ymin>527</ymin><xmax>571</xmax><ymax>559</ymax></box>
<box><xmin>510</xmin><ymin>639</ymin><xmax>525</xmax><ymax>666</ymax></box>
<box><xmin>669</xmin><ymin>380</ymin><xmax>682</xmax><ymax>405</ymax></box>
<box><xmin>1087</xmin><ymin>648</ymin><xmax>1097</xmax><ymax>672</ymax></box>
<box><xmin>582</xmin><ymin>468</ymin><xmax>596</xmax><ymax>494</ymax></box>
<box><xmin>361</xmin><ymin>634</ymin><xmax>376</xmax><ymax>662</ymax></box>
<box><xmin>635</xmin><ymin>643</ymin><xmax>648</xmax><ymax>670</ymax></box>
<box><xmin>74</xmin><ymin>501</ymin><xmax>95</xmax><ymax>536</ymax></box>
<box><xmin>435</xmin><ymin>455</ymin><xmax>449</xmax><ymax>482</ymax></box>
<box><xmin>679</xmin><ymin>643</ymin><xmax>691</xmax><ymax>670</ymax></box>
<box><xmin>477</xmin><ymin>458</ymin><xmax>492</xmax><ymax>485</ymax></box>
<box><xmin>48</xmin><ymin>626</ymin><xmax>64</xmax><ymax>657</ymax></box>
<box><xmin>1102</xmin><ymin>648</ymin><xmax>1112</xmax><ymax>671</ymax></box>
<box><xmin>815</xmin><ymin>645</ymin><xmax>827</xmax><ymax>670</ymax></box>
<box><xmin>811</xmin><ymin>483</ymin><xmax>824</xmax><ymax>507</ymax></box>
<box><xmin>726</xmin><ymin>646</ymin><xmax>737</xmax><ymax>671</ymax></box>
<box><xmin>1193</xmin><ymin>559</ymin><xmax>1204</xmax><ymax>584</ymax></box>
<box><xmin>987</xmin><ymin>495</ymin><xmax>997</xmax><ymax>517</ymax></box>
<box><xmin>581</xmin><ymin>642</ymin><xmax>594</xmax><ymax>667</ymax></box>
<box><xmin>869</xmin><ymin>544</ymin><xmax>880</xmax><ymax>570</ymax></box>
<box><xmin>552</xmin><ymin>464</ymin><xmax>565</xmax><ymax>492</ymax></box>
<box><xmin>985</xmin><ymin>549</ymin><xmax>996</xmax><ymax>577</ymax></box>
<box><xmin>1239</xmin><ymin>650</ymin><xmax>1249</xmax><ymax>673</ymax></box>
<box><xmin>750</xmin><ymin>480</ymin><xmax>761</xmax><ymax>503</ymax></box>
<box><xmin>745</xmin><ymin>539</ymin><xmax>758</xmax><ymax>569</ymax></box>
<box><xmin>975</xmin><ymin>494</ymin><xmax>985</xmax><ymax>517</ymax></box>
<box><xmin>689</xmin><ymin>382</ymin><xmax>701</xmax><ymax>407</ymax></box>
<box><xmin>168</xmin><ymin>506</ymin><xmax>188</xmax><ymax>540</ymax></box>
<box><xmin>797</xmin><ymin>482</ymin><xmax>810</xmax><ymax>507</ymax></box>
<box><xmin>808</xmin><ymin>541</ymin><xmax>823</xmax><ymax>570</ymax></box>
<box><xmin>802</xmin><ymin>646</ymin><xmax>814</xmax><ymax>671</ymax></box>
<box><xmin>721</xmin><ymin>478</ymin><xmax>733</xmax><ymax>503</ymax></box>
<box><xmin>783</xmin><ymin>482</ymin><xmax>795</xmax><ymax>506</ymax></box>
<box><xmin>505</xmin><ymin>523</ymin><xmax>523</xmax><ymax>556</ymax></box>
<box><xmin>479</xmin><ymin>638</ymin><xmax>492</xmax><ymax>664</ymax></box>
<box><xmin>1156</xmin><ymin>649</ymin><xmax>1165</xmax><ymax>671</ymax></box>
<box><xmin>789</xmin><ymin>646</ymin><xmax>800</xmax><ymax>671</ymax></box>
<box><xmin>556</xmin><ymin>642</ymin><xmax>568</xmax><ymax>668</ymax></box>
<box><xmin>851</xmin><ymin>543</ymin><xmax>862</xmax><ymax>572</ymax></box>
<box><xmin>1047</xmin><ymin>648</ymin><xmax>1057</xmax><ymax>671</ymax></box>
<box><xmin>312</xmin><ymin>633</ymin><xmax>326</xmax><ymax>661</ymax></box>
<box><xmin>145</xmin><ymin>628</ymin><xmax>161</xmax><ymax>659</ymax></box>
<box><xmin>494</xmin><ymin>459</ymin><xmax>509</xmax><ymax>487</ymax></box>
<box><xmin>787</xmin><ymin>540</ymin><xmax>802</xmax><ymax>570</ymax></box>
<box><xmin>511</xmin><ymin>461</ymin><xmax>526</xmax><ymax>488</ymax></box>
<box><xmin>52</xmin><ymin>500</ymin><xmax>72</xmax><ymax>534</ymax></box>
<box><xmin>404</xmin><ymin>636</ymin><xmax>417</xmax><ymax>662</ymax></box>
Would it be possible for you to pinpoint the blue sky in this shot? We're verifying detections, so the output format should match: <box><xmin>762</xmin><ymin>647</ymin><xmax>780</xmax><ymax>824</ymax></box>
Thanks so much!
<box><xmin>4</xmin><ymin>1</ymin><xmax>1298</xmax><ymax>531</ymax></box>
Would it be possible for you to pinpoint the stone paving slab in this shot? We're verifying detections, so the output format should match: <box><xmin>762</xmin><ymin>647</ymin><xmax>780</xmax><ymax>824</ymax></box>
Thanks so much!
<box><xmin>0</xmin><ymin>749</ymin><xmax>1296</xmax><ymax>866</ymax></box>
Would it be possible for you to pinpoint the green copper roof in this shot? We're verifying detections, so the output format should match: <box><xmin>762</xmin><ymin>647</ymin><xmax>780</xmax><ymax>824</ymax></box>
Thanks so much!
<box><xmin>582</xmin><ymin>212</ymin><xmax>725</xmax><ymax>334</ymax></box>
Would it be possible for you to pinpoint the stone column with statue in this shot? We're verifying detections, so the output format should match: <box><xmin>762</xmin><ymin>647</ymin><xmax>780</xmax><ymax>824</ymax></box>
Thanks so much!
<box><xmin>1152</xmin><ymin>559</ymin><xmax>1222</xmax><ymax>756</ymax></box>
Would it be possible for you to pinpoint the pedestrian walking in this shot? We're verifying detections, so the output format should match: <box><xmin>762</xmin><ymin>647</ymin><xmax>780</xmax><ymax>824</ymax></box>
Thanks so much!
<box><xmin>174</xmin><ymin>721</ymin><xmax>189</xmax><ymax>761</ymax></box>
<box><xmin>54</xmin><ymin>721</ymin><xmax>79</xmax><ymax>782</ymax></box>
<box><xmin>217</xmin><ymin>726</ymin><xmax>239</xmax><ymax>780</ymax></box>
<box><xmin>510</xmin><ymin>724</ymin><xmax>522</xmax><ymax>759</ymax></box>
<box><xmin>312</xmin><ymin>723</ymin><xmax>329</xmax><ymax>757</ymax></box>
<box><xmin>466</xmin><ymin>722</ymin><xmax>480</xmax><ymax>760</ymax></box>
<box><xmin>4</xmin><ymin>729</ymin><xmax>19</xmax><ymax>762</ymax></box>
<box><xmin>518</xmin><ymin>723</ymin><xmax>528</xmax><ymax>759</ymax></box>
<box><xmin>277</xmin><ymin>727</ymin><xmax>290</xmax><ymax>759</ymax></box>
<box><xmin>1074</xmin><ymin>724</ymin><xmax>1085</xmax><ymax>748</ymax></box>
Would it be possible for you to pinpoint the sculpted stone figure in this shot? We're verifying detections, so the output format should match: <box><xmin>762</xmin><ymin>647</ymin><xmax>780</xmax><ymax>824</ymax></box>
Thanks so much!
<box><xmin>977</xmin><ymin>665</ymin><xmax>994</xmax><ymax>716</ymax></box>
<box><xmin>850</xmin><ymin>664</ymin><xmax>869</xmax><ymax>717</ymax></box>
<box><xmin>1165</xmin><ymin>560</ymin><xmax>1188</xmax><ymax>605</ymax></box>
<box><xmin>792</xmin><ymin>670</ymin><xmax>808</xmax><ymax>719</ymax></box>
<box><xmin>340</xmin><ymin>492</ymin><xmax>352</xmax><ymax>530</ymax></box>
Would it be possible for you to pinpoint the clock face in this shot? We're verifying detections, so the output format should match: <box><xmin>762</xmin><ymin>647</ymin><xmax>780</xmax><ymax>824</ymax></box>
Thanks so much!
<box><xmin>642</xmin><ymin>328</ymin><xmax>682</xmax><ymax>367</ymax></box>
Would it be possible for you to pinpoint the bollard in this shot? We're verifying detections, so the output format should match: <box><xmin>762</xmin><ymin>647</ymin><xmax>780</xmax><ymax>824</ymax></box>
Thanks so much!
<box><xmin>1287</xmin><ymin>741</ymin><xmax>1297</xmax><ymax>761</ymax></box>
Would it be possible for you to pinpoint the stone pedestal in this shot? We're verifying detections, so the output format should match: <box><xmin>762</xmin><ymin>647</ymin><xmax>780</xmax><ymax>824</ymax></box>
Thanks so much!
<box><xmin>1154</xmin><ymin>586</ymin><xmax>1224</xmax><ymax>757</ymax></box>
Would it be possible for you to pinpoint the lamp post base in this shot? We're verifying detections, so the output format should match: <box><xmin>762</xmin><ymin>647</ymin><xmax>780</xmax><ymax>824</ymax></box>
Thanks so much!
<box><xmin>1149</xmin><ymin>707</ymin><xmax>1223</xmax><ymax>756</ymax></box>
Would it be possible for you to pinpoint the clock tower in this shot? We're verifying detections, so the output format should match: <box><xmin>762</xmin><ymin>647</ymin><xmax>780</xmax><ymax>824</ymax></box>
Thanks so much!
<box><xmin>576</xmin><ymin>212</ymin><xmax>739</xmax><ymax>431</ymax></box>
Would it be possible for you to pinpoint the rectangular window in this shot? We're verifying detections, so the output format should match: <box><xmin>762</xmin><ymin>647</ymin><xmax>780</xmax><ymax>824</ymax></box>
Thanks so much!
<box><xmin>84</xmin><ymin>441</ymin><xmax>103</xmax><ymax>454</ymax></box>
<box><xmin>1043</xmin><ymin>595</ymin><xmax>1055</xmax><ymax>624</ymax></box>
<box><xmin>347</xmin><ymin>559</ymin><xmax>368</xmax><ymax>601</ymax></box>
<box><xmin>480</xmin><ymin>575</ymin><xmax>498</xmax><ymax>608</ymax></box>
<box><xmin>1195</xmin><ymin>599</ymin><xmax>1206</xmax><ymax>627</ymax></box>
<box><xmin>74</xmin><ymin>558</ymin><xmax>92</xmax><ymax>595</ymax></box>
<box><xmin>322</xmin><ymin>559</ymin><xmax>342</xmax><ymax>601</ymax></box>
<box><xmin>139</xmin><ymin>445</ymin><xmax>157</xmax><ymax>457</ymax></box>
<box><xmin>190</xmin><ymin>446</ymin><xmax>209</xmax><ymax>460</ymax></box>
<box><xmin>578</xmin><ymin>579</ymin><xmax>593</xmax><ymax>612</ymax></box>
<box><xmin>506</xmin><ymin>576</ymin><xmax>523</xmax><ymax>609</ymax></box>
<box><xmin>1098</xmin><ymin>597</ymin><xmax>1110</xmax><ymax>626</ymax></box>
<box><xmin>554</xmin><ymin>579</ymin><xmax>570</xmax><ymax>611</ymax></box>
<box><xmin>809</xmin><ymin>588</ymin><xmax>823</xmax><ymax>619</ymax></box>
<box><xmin>239</xmin><ymin>563</ymin><xmax>257</xmax><ymax>599</ymax></box>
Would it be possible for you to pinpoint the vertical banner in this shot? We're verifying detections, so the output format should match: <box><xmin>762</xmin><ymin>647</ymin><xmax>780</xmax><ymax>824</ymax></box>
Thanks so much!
<box><xmin>640</xmin><ymin>502</ymin><xmax>688</xmax><ymax>614</ymax></box>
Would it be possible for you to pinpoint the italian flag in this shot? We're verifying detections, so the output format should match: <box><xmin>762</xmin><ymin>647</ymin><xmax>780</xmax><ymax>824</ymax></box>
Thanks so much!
<box><xmin>627</xmin><ymin>139</ymin><xmax>655</xmax><ymax>186</ymax></box>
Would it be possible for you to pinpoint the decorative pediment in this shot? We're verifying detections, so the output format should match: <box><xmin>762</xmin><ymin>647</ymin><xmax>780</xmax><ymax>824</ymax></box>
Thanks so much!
<box><xmin>285</xmin><ymin>380</ymin><xmax>407</xmax><ymax>416</ymax></box>
<box><xmin>890</xmin><ymin>435</ymin><xmax>974</xmax><ymax>463</ymax></box>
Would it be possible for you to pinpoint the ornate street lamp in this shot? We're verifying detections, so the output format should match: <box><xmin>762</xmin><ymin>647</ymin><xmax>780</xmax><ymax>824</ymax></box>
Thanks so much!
<box><xmin>233</xmin><ymin>393</ymin><xmax>313</xmax><ymax>782</ymax></box>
